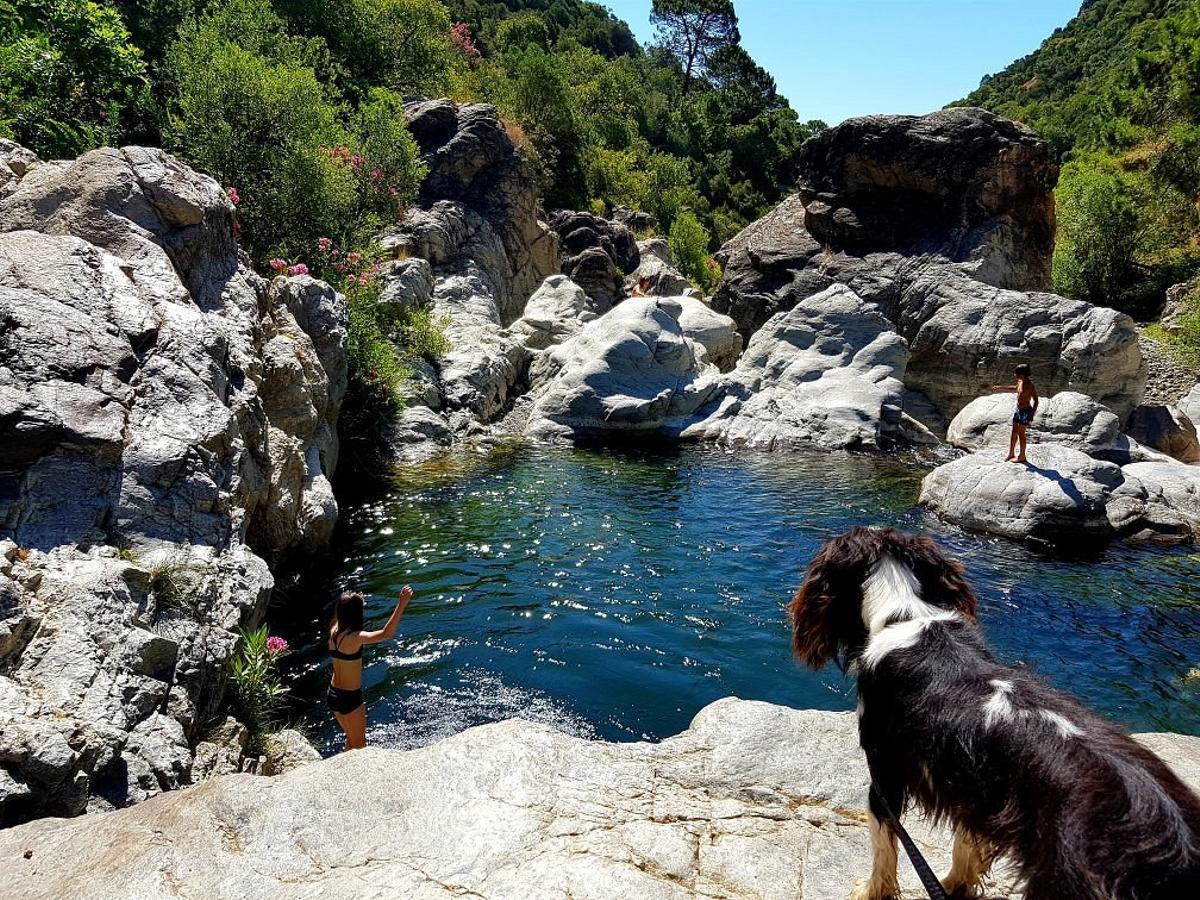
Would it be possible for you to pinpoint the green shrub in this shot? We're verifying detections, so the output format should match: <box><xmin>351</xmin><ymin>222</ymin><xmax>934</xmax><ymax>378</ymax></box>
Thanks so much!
<box><xmin>164</xmin><ymin>1</ymin><xmax>424</xmax><ymax>265</ymax></box>
<box><xmin>229</xmin><ymin>625</ymin><xmax>289</xmax><ymax>753</ymax></box>
<box><xmin>1053</xmin><ymin>162</ymin><xmax>1148</xmax><ymax>309</ymax></box>
<box><xmin>668</xmin><ymin>209</ymin><xmax>720</xmax><ymax>294</ymax></box>
<box><xmin>0</xmin><ymin>0</ymin><xmax>154</xmax><ymax>156</ymax></box>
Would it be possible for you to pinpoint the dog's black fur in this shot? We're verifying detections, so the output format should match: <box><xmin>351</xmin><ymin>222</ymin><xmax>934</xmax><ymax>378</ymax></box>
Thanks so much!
<box><xmin>791</xmin><ymin>527</ymin><xmax>1200</xmax><ymax>899</ymax></box>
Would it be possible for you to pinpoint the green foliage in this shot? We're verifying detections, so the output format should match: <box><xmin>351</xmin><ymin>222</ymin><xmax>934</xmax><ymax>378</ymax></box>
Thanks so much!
<box><xmin>0</xmin><ymin>0</ymin><xmax>154</xmax><ymax>156</ymax></box>
<box><xmin>229</xmin><ymin>625</ymin><xmax>288</xmax><ymax>753</ymax></box>
<box><xmin>668</xmin><ymin>209</ymin><xmax>720</xmax><ymax>294</ymax></box>
<box><xmin>1053</xmin><ymin>161</ymin><xmax>1148</xmax><ymax>306</ymax></box>
<box><xmin>961</xmin><ymin>0</ymin><xmax>1200</xmax><ymax>312</ymax></box>
<box><xmin>278</xmin><ymin>0</ymin><xmax>454</xmax><ymax>96</ymax></box>
<box><xmin>164</xmin><ymin>0</ymin><xmax>424</xmax><ymax>264</ymax></box>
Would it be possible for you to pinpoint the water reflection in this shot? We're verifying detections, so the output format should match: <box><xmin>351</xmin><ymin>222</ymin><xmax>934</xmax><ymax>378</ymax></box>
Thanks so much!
<box><xmin>288</xmin><ymin>444</ymin><xmax>1200</xmax><ymax>753</ymax></box>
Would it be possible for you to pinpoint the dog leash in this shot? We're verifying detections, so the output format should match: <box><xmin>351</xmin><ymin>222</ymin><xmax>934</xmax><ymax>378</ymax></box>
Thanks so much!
<box><xmin>868</xmin><ymin>783</ymin><xmax>949</xmax><ymax>900</ymax></box>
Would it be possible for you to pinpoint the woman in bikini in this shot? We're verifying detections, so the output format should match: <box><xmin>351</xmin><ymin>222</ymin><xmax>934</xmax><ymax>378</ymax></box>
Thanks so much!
<box><xmin>328</xmin><ymin>586</ymin><xmax>413</xmax><ymax>750</ymax></box>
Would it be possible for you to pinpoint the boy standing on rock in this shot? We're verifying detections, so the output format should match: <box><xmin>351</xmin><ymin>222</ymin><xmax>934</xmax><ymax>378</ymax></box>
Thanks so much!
<box><xmin>994</xmin><ymin>363</ymin><xmax>1039</xmax><ymax>463</ymax></box>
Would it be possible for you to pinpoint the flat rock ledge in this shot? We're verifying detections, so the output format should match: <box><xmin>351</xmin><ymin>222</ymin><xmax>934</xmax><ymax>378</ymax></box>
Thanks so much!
<box><xmin>2</xmin><ymin>698</ymin><xmax>1198</xmax><ymax>900</ymax></box>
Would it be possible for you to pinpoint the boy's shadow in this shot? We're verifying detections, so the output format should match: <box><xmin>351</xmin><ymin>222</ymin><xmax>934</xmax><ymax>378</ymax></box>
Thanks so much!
<box><xmin>1018</xmin><ymin>460</ymin><xmax>1087</xmax><ymax>506</ymax></box>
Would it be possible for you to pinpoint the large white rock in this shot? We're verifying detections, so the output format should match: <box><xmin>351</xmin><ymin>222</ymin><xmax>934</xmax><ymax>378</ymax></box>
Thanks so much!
<box><xmin>509</xmin><ymin>274</ymin><xmax>598</xmax><ymax>351</ymax></box>
<box><xmin>1</xmin><ymin>698</ymin><xmax>1197</xmax><ymax>899</ymax></box>
<box><xmin>1179</xmin><ymin>384</ymin><xmax>1200</xmax><ymax>427</ymax></box>
<box><xmin>525</xmin><ymin>298</ymin><xmax>721</xmax><ymax>440</ymax></box>
<box><xmin>946</xmin><ymin>391</ymin><xmax>1121</xmax><ymax>455</ymax></box>
<box><xmin>919</xmin><ymin>445</ymin><xmax>1126</xmax><ymax>542</ymax></box>
<box><xmin>1126</xmin><ymin>404</ymin><xmax>1200</xmax><ymax>464</ymax></box>
<box><xmin>680</xmin><ymin>285</ymin><xmax>907</xmax><ymax>451</ymax></box>
<box><xmin>0</xmin><ymin>145</ymin><xmax>345</xmax><ymax>820</ymax></box>
<box><xmin>674</xmin><ymin>296</ymin><xmax>743</xmax><ymax>372</ymax></box>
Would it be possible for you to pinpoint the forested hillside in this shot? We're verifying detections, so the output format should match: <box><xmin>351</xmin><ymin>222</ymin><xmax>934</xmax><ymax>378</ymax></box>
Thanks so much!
<box><xmin>0</xmin><ymin>0</ymin><xmax>818</xmax><ymax>289</ymax></box>
<box><xmin>961</xmin><ymin>0</ymin><xmax>1200</xmax><ymax>324</ymax></box>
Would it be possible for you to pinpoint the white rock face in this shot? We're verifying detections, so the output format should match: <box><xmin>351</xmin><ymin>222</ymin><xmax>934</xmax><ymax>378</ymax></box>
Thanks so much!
<box><xmin>947</xmin><ymin>391</ymin><xmax>1121</xmax><ymax>455</ymax></box>
<box><xmin>680</xmin><ymin>285</ymin><xmax>907</xmax><ymax>451</ymax></box>
<box><xmin>525</xmin><ymin>298</ymin><xmax>721</xmax><ymax>440</ymax></box>
<box><xmin>1179</xmin><ymin>384</ymin><xmax>1200</xmax><ymax>427</ymax></box>
<box><xmin>1</xmin><ymin>698</ymin><xmax>1197</xmax><ymax>900</ymax></box>
<box><xmin>674</xmin><ymin>296</ymin><xmax>743</xmax><ymax>372</ymax></box>
<box><xmin>921</xmin><ymin>447</ymin><xmax>1200</xmax><ymax>544</ymax></box>
<box><xmin>920</xmin><ymin>446</ymin><xmax>1125</xmax><ymax>542</ymax></box>
<box><xmin>509</xmin><ymin>274</ymin><xmax>598</xmax><ymax>351</ymax></box>
<box><xmin>0</xmin><ymin>144</ymin><xmax>346</xmax><ymax>821</ymax></box>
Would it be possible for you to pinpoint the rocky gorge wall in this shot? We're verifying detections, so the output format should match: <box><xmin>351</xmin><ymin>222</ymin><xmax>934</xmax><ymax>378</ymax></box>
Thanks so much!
<box><xmin>0</xmin><ymin>141</ymin><xmax>348</xmax><ymax>823</ymax></box>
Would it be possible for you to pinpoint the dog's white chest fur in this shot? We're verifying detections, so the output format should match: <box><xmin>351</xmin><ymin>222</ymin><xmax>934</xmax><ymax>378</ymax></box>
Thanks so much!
<box><xmin>860</xmin><ymin>557</ymin><xmax>959</xmax><ymax>669</ymax></box>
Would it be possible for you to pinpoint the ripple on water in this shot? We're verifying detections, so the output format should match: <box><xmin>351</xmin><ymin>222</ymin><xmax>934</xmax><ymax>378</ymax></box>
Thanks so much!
<box><xmin>293</xmin><ymin>445</ymin><xmax>1200</xmax><ymax>752</ymax></box>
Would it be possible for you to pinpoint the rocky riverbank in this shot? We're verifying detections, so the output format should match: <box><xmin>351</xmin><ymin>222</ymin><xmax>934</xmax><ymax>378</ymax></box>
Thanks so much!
<box><xmin>0</xmin><ymin>142</ymin><xmax>343</xmax><ymax>823</ymax></box>
<box><xmin>0</xmin><ymin>698</ymin><xmax>1197</xmax><ymax>899</ymax></box>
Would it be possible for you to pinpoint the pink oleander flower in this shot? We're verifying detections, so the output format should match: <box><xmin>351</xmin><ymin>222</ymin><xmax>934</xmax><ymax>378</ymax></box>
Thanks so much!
<box><xmin>334</xmin><ymin>262</ymin><xmax>347</xmax><ymax>273</ymax></box>
<box><xmin>347</xmin><ymin>251</ymin><xmax>363</xmax><ymax>264</ymax></box>
<box><xmin>331</xmin><ymin>248</ymin><xmax>340</xmax><ymax>258</ymax></box>
<box><xmin>707</xmin><ymin>257</ymin><xmax>720</xmax><ymax>270</ymax></box>
<box><xmin>346</xmin><ymin>274</ymin><xmax>357</xmax><ymax>285</ymax></box>
<box><xmin>269</xmin><ymin>258</ymin><xmax>287</xmax><ymax>272</ymax></box>
<box><xmin>370</xmin><ymin>167</ymin><xmax>385</xmax><ymax>182</ymax></box>
<box><xmin>225</xmin><ymin>186</ymin><xmax>241</xmax><ymax>206</ymax></box>
<box><xmin>266</xmin><ymin>635</ymin><xmax>289</xmax><ymax>654</ymax></box>
<box><xmin>233</xmin><ymin>221</ymin><xmax>242</xmax><ymax>237</ymax></box>
<box><xmin>288</xmin><ymin>263</ymin><xmax>309</xmax><ymax>276</ymax></box>
<box><xmin>317</xmin><ymin>236</ymin><xmax>333</xmax><ymax>252</ymax></box>
<box><xmin>451</xmin><ymin>22</ymin><xmax>479</xmax><ymax>57</ymax></box>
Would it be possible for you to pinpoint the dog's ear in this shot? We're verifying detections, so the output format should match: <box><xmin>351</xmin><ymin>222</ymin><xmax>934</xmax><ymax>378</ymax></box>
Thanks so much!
<box><xmin>905</xmin><ymin>535</ymin><xmax>978</xmax><ymax>620</ymax></box>
<box><xmin>790</xmin><ymin>539</ymin><xmax>852</xmax><ymax>669</ymax></box>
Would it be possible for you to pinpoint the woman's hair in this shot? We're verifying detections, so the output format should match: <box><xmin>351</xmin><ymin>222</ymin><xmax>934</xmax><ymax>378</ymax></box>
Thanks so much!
<box><xmin>1014</xmin><ymin>363</ymin><xmax>1032</xmax><ymax>377</ymax></box>
<box><xmin>331</xmin><ymin>590</ymin><xmax>364</xmax><ymax>644</ymax></box>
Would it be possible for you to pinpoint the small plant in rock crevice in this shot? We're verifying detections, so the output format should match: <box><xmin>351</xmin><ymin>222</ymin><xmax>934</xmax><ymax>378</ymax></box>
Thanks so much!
<box><xmin>229</xmin><ymin>625</ymin><xmax>289</xmax><ymax>754</ymax></box>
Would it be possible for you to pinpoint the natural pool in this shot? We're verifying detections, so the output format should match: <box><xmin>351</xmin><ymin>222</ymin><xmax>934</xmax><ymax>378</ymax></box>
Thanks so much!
<box><xmin>287</xmin><ymin>444</ymin><xmax>1200</xmax><ymax>752</ymax></box>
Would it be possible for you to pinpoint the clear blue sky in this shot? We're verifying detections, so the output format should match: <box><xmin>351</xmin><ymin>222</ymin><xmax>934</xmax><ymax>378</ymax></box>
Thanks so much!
<box><xmin>601</xmin><ymin>0</ymin><xmax>1082</xmax><ymax>125</ymax></box>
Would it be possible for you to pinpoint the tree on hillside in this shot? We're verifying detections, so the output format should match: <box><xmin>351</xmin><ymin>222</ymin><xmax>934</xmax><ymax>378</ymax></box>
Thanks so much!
<box><xmin>650</xmin><ymin>0</ymin><xmax>739</xmax><ymax>94</ymax></box>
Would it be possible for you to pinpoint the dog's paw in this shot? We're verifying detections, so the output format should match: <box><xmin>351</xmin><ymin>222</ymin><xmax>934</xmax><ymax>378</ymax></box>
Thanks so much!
<box><xmin>849</xmin><ymin>879</ymin><xmax>898</xmax><ymax>900</ymax></box>
<box><xmin>940</xmin><ymin>875</ymin><xmax>983</xmax><ymax>899</ymax></box>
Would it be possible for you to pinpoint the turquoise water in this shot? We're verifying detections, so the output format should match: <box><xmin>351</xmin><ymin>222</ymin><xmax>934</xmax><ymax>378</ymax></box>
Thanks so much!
<box><xmin>288</xmin><ymin>444</ymin><xmax>1200</xmax><ymax>751</ymax></box>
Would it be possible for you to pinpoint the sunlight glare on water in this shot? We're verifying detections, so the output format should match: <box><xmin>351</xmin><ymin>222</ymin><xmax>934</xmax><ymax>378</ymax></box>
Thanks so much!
<box><xmin>290</xmin><ymin>444</ymin><xmax>1200</xmax><ymax>752</ymax></box>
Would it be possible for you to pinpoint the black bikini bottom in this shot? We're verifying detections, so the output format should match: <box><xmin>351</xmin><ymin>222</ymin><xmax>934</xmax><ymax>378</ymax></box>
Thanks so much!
<box><xmin>327</xmin><ymin>684</ymin><xmax>364</xmax><ymax>715</ymax></box>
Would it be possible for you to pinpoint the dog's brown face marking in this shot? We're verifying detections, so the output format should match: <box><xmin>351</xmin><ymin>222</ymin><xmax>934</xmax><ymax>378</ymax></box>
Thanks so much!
<box><xmin>789</xmin><ymin>527</ymin><xmax>977</xmax><ymax>670</ymax></box>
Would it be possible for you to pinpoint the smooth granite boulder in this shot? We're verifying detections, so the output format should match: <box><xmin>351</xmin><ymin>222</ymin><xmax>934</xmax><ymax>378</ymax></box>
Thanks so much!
<box><xmin>626</xmin><ymin>238</ymin><xmax>692</xmax><ymax>298</ymax></box>
<box><xmin>674</xmin><ymin>296</ymin><xmax>743</xmax><ymax>372</ymax></box>
<box><xmin>920</xmin><ymin>446</ymin><xmax>1126</xmax><ymax>542</ymax></box>
<box><xmin>525</xmin><ymin>298</ymin><xmax>721</xmax><ymax>440</ymax></box>
<box><xmin>1126</xmin><ymin>404</ymin><xmax>1200</xmax><ymax>464</ymax></box>
<box><xmin>681</xmin><ymin>285</ymin><xmax>907</xmax><ymax>451</ymax></box>
<box><xmin>947</xmin><ymin>392</ymin><xmax>1121</xmax><ymax>455</ymax></box>
<box><xmin>509</xmin><ymin>275</ymin><xmax>598</xmax><ymax>351</ymax></box>
<box><xmin>1</xmin><ymin>698</ymin><xmax>1198</xmax><ymax>899</ymax></box>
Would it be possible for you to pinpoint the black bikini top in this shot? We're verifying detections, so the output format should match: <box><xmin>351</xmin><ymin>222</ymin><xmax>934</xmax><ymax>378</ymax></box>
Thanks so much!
<box><xmin>329</xmin><ymin>634</ymin><xmax>362</xmax><ymax>661</ymax></box>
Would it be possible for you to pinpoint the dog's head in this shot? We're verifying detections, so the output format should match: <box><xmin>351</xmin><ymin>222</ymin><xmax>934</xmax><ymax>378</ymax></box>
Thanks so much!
<box><xmin>790</xmin><ymin>527</ymin><xmax>977</xmax><ymax>670</ymax></box>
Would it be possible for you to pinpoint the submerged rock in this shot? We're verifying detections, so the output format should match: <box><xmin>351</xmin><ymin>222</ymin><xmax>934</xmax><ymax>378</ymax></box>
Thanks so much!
<box><xmin>1</xmin><ymin>698</ymin><xmax>1197</xmax><ymax>899</ymax></box>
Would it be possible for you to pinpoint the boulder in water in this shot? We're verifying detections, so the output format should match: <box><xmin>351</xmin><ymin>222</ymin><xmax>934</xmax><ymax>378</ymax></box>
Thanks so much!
<box><xmin>680</xmin><ymin>285</ymin><xmax>907</xmax><ymax>451</ymax></box>
<box><xmin>525</xmin><ymin>298</ymin><xmax>720</xmax><ymax>440</ymax></box>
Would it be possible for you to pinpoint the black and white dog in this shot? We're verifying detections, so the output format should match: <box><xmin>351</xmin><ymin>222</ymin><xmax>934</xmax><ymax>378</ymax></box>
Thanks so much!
<box><xmin>790</xmin><ymin>527</ymin><xmax>1200</xmax><ymax>900</ymax></box>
